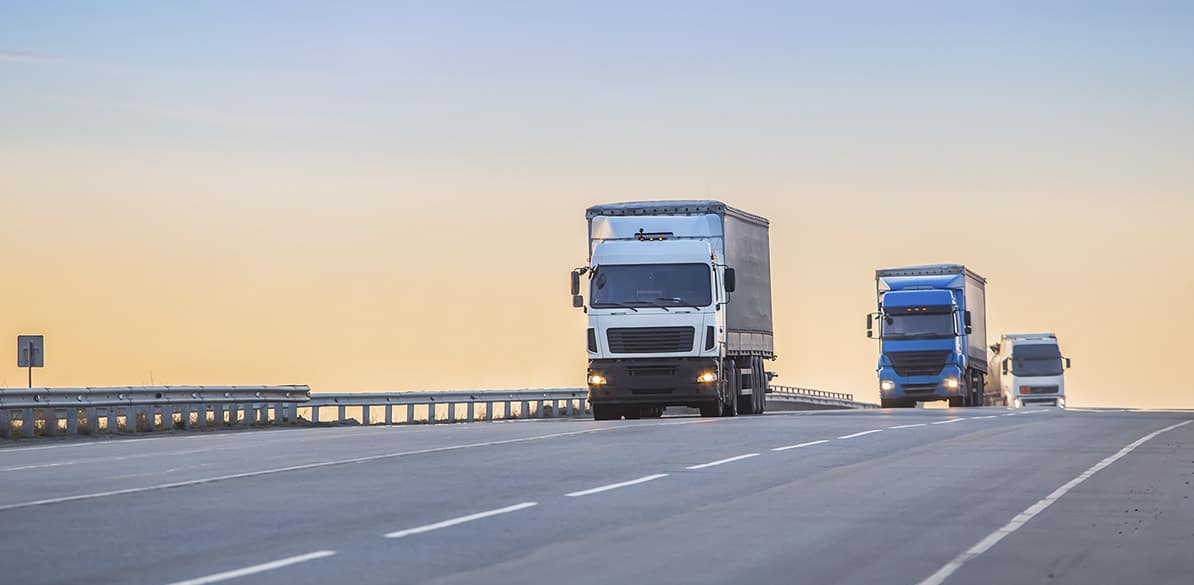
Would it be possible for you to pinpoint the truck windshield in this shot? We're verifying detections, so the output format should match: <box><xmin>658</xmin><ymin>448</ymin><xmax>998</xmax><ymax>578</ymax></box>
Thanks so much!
<box><xmin>881</xmin><ymin>308</ymin><xmax>955</xmax><ymax>339</ymax></box>
<box><xmin>1013</xmin><ymin>344</ymin><xmax>1063</xmax><ymax>376</ymax></box>
<box><xmin>590</xmin><ymin>263</ymin><xmax>712</xmax><ymax>308</ymax></box>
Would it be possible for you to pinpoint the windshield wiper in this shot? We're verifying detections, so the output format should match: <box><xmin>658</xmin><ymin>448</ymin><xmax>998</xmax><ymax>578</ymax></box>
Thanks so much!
<box><xmin>625</xmin><ymin>300</ymin><xmax>669</xmax><ymax>311</ymax></box>
<box><xmin>657</xmin><ymin>297</ymin><xmax>704</xmax><ymax>310</ymax></box>
<box><xmin>592</xmin><ymin>302</ymin><xmax>639</xmax><ymax>312</ymax></box>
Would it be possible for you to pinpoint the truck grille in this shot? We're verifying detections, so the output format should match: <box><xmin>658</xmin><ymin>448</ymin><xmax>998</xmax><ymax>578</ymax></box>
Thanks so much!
<box><xmin>903</xmin><ymin>383</ymin><xmax>938</xmax><ymax>395</ymax></box>
<box><xmin>886</xmin><ymin>350</ymin><xmax>950</xmax><ymax>377</ymax></box>
<box><xmin>627</xmin><ymin>366</ymin><xmax>677</xmax><ymax>377</ymax></box>
<box><xmin>1021</xmin><ymin>386</ymin><xmax>1059</xmax><ymax>395</ymax></box>
<box><xmin>607</xmin><ymin>327</ymin><xmax>695</xmax><ymax>354</ymax></box>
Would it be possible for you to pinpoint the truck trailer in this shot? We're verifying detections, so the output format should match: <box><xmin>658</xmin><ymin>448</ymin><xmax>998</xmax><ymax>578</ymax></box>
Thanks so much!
<box><xmin>989</xmin><ymin>333</ymin><xmax>1071</xmax><ymax>407</ymax></box>
<box><xmin>571</xmin><ymin>200</ymin><xmax>775</xmax><ymax>419</ymax></box>
<box><xmin>867</xmin><ymin>264</ymin><xmax>989</xmax><ymax>408</ymax></box>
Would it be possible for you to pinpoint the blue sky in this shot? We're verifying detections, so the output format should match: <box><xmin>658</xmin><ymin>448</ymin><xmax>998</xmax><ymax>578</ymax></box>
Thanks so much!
<box><xmin>2</xmin><ymin>2</ymin><xmax>1193</xmax><ymax>405</ymax></box>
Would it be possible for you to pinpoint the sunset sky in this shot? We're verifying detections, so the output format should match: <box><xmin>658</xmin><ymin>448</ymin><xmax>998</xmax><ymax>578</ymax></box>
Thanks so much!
<box><xmin>2</xmin><ymin>2</ymin><xmax>1192</xmax><ymax>408</ymax></box>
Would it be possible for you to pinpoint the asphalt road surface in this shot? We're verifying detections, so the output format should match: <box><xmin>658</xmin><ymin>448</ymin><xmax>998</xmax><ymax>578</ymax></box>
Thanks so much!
<box><xmin>1</xmin><ymin>406</ymin><xmax>1191</xmax><ymax>585</ymax></box>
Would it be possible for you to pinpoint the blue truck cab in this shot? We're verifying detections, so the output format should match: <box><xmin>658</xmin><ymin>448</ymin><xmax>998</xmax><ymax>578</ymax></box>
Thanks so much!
<box><xmin>867</xmin><ymin>264</ymin><xmax>989</xmax><ymax>408</ymax></box>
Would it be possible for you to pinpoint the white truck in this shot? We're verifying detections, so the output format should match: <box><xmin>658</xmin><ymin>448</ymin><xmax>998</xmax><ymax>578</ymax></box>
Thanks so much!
<box><xmin>570</xmin><ymin>200</ymin><xmax>775</xmax><ymax>420</ymax></box>
<box><xmin>989</xmin><ymin>333</ymin><xmax>1072</xmax><ymax>407</ymax></box>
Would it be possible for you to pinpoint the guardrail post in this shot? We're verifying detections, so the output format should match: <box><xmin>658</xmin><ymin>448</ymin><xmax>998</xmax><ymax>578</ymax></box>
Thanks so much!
<box><xmin>337</xmin><ymin>404</ymin><xmax>346</xmax><ymax>423</ymax></box>
<box><xmin>405</xmin><ymin>404</ymin><xmax>414</xmax><ymax>424</ymax></box>
<box><xmin>384</xmin><ymin>404</ymin><xmax>393</xmax><ymax>425</ymax></box>
<box><xmin>428</xmin><ymin>402</ymin><xmax>437</xmax><ymax>424</ymax></box>
<box><xmin>84</xmin><ymin>407</ymin><xmax>97</xmax><ymax>434</ymax></box>
<box><xmin>466</xmin><ymin>401</ymin><xmax>475</xmax><ymax>423</ymax></box>
<box><xmin>42</xmin><ymin>408</ymin><xmax>57</xmax><ymax>436</ymax></box>
<box><xmin>447</xmin><ymin>402</ymin><xmax>456</xmax><ymax>423</ymax></box>
<box><xmin>520</xmin><ymin>400</ymin><xmax>529</xmax><ymax>419</ymax></box>
<box><xmin>65</xmin><ymin>408</ymin><xmax>78</xmax><ymax>435</ymax></box>
<box><xmin>23</xmin><ymin>408</ymin><xmax>36</xmax><ymax>437</ymax></box>
<box><xmin>0</xmin><ymin>409</ymin><xmax>11</xmax><ymax>439</ymax></box>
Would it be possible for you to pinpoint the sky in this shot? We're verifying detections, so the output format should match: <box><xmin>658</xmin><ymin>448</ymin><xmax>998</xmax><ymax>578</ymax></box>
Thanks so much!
<box><xmin>2</xmin><ymin>1</ymin><xmax>1192</xmax><ymax>408</ymax></box>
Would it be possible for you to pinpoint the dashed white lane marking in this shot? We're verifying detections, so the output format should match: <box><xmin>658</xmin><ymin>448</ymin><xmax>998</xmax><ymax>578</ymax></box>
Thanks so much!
<box><xmin>931</xmin><ymin>418</ymin><xmax>966</xmax><ymax>425</ymax></box>
<box><xmin>0</xmin><ymin>425</ymin><xmax>680</xmax><ymax>512</ymax></box>
<box><xmin>914</xmin><ymin>419</ymin><xmax>1192</xmax><ymax>585</ymax></box>
<box><xmin>384</xmin><ymin>502</ymin><xmax>537</xmax><ymax>539</ymax></box>
<box><xmin>686</xmin><ymin>453</ymin><xmax>760</xmax><ymax>470</ymax></box>
<box><xmin>972</xmin><ymin>416</ymin><xmax>998</xmax><ymax>420</ymax></box>
<box><xmin>838</xmin><ymin>429</ymin><xmax>884</xmax><ymax>439</ymax></box>
<box><xmin>772</xmin><ymin>439</ymin><xmax>830</xmax><ymax>452</ymax></box>
<box><xmin>888</xmin><ymin>424</ymin><xmax>926</xmax><ymax>429</ymax></box>
<box><xmin>163</xmin><ymin>550</ymin><xmax>336</xmax><ymax>585</ymax></box>
<box><xmin>565</xmin><ymin>474</ymin><xmax>669</xmax><ymax>497</ymax></box>
<box><xmin>1002</xmin><ymin>413</ymin><xmax>1017</xmax><ymax>417</ymax></box>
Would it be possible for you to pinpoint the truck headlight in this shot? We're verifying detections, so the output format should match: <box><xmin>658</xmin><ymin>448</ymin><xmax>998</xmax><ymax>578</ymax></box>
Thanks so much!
<box><xmin>943</xmin><ymin>377</ymin><xmax>959</xmax><ymax>389</ymax></box>
<box><xmin>697</xmin><ymin>371</ymin><xmax>718</xmax><ymax>383</ymax></box>
<box><xmin>587</xmin><ymin>374</ymin><xmax>607</xmax><ymax>386</ymax></box>
<box><xmin>880</xmin><ymin>380</ymin><xmax>895</xmax><ymax>392</ymax></box>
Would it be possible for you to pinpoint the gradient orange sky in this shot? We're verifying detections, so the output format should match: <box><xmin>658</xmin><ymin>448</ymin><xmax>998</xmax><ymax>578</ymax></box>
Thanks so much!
<box><xmin>2</xmin><ymin>2</ymin><xmax>1192</xmax><ymax>407</ymax></box>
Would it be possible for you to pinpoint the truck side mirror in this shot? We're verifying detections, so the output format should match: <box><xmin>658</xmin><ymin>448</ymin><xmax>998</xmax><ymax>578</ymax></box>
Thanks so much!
<box><xmin>570</xmin><ymin>271</ymin><xmax>581</xmax><ymax>296</ymax></box>
<box><xmin>572</xmin><ymin>294</ymin><xmax>584</xmax><ymax>308</ymax></box>
<box><xmin>1001</xmin><ymin>358</ymin><xmax>1009</xmax><ymax>375</ymax></box>
<box><xmin>964</xmin><ymin>310</ymin><xmax>972</xmax><ymax>326</ymax></box>
<box><xmin>866</xmin><ymin>314</ymin><xmax>873</xmax><ymax>338</ymax></box>
<box><xmin>1065</xmin><ymin>357</ymin><xmax>1071</xmax><ymax>369</ymax></box>
<box><xmin>965</xmin><ymin>326</ymin><xmax>972</xmax><ymax>334</ymax></box>
<box><xmin>724</xmin><ymin>268</ymin><xmax>737</xmax><ymax>293</ymax></box>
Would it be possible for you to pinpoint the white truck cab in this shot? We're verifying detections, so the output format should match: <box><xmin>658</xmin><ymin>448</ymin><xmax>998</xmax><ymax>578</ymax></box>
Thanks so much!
<box><xmin>989</xmin><ymin>333</ymin><xmax>1071</xmax><ymax>407</ymax></box>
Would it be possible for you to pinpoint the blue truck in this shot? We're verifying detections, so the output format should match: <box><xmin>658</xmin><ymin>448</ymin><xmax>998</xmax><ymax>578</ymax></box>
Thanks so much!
<box><xmin>867</xmin><ymin>264</ymin><xmax>989</xmax><ymax>408</ymax></box>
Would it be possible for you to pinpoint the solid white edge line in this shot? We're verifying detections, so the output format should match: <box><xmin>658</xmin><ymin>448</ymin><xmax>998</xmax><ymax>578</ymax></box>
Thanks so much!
<box><xmin>931</xmin><ymin>418</ymin><xmax>965</xmax><ymax>425</ymax></box>
<box><xmin>914</xmin><ymin>419</ymin><xmax>1192</xmax><ymax>585</ymax></box>
<box><xmin>888</xmin><ymin>424</ymin><xmax>927</xmax><ymax>429</ymax></box>
<box><xmin>686</xmin><ymin>453</ymin><xmax>760</xmax><ymax>470</ymax></box>
<box><xmin>384</xmin><ymin>502</ymin><xmax>537</xmax><ymax>539</ymax></box>
<box><xmin>972</xmin><ymin>416</ymin><xmax>998</xmax><ymax>420</ymax></box>
<box><xmin>163</xmin><ymin>550</ymin><xmax>336</xmax><ymax>585</ymax></box>
<box><xmin>771</xmin><ymin>439</ymin><xmax>830</xmax><ymax>452</ymax></box>
<box><xmin>565</xmin><ymin>473</ymin><xmax>669</xmax><ymax>497</ymax></box>
<box><xmin>838</xmin><ymin>429</ymin><xmax>884</xmax><ymax>439</ymax></box>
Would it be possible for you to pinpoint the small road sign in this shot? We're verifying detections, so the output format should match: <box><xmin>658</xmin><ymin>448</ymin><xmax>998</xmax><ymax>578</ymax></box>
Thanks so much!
<box><xmin>17</xmin><ymin>335</ymin><xmax>44</xmax><ymax>388</ymax></box>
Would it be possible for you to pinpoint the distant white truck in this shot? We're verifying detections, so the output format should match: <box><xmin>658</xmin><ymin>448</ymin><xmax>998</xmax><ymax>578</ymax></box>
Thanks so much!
<box><xmin>989</xmin><ymin>333</ymin><xmax>1071</xmax><ymax>407</ymax></box>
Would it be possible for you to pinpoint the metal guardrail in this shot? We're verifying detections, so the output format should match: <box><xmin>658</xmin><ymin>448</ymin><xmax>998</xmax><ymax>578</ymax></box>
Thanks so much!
<box><xmin>304</xmin><ymin>388</ymin><xmax>590</xmax><ymax>425</ymax></box>
<box><xmin>0</xmin><ymin>385</ymin><xmax>310</xmax><ymax>439</ymax></box>
<box><xmin>0</xmin><ymin>384</ymin><xmax>872</xmax><ymax>439</ymax></box>
<box><xmin>766</xmin><ymin>385</ymin><xmax>877</xmax><ymax>409</ymax></box>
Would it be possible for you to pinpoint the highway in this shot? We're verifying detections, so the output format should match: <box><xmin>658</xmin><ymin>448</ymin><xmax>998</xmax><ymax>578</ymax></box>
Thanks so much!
<box><xmin>1</xmin><ymin>407</ymin><xmax>1191</xmax><ymax>585</ymax></box>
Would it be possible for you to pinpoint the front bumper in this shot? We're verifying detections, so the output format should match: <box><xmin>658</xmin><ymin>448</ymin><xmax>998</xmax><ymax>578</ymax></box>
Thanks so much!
<box><xmin>879</xmin><ymin>367</ymin><xmax>964</xmax><ymax>400</ymax></box>
<box><xmin>587</xmin><ymin>358</ymin><xmax>720</xmax><ymax>407</ymax></box>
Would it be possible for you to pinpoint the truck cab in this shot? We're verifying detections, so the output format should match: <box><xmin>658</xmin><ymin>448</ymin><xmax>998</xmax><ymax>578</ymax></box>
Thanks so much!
<box><xmin>868</xmin><ymin>264</ymin><xmax>988</xmax><ymax>408</ymax></box>
<box><xmin>989</xmin><ymin>333</ymin><xmax>1071</xmax><ymax>407</ymax></box>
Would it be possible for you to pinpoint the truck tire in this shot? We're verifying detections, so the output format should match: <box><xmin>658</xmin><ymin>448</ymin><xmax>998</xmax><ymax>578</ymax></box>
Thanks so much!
<box><xmin>737</xmin><ymin>359</ymin><xmax>754</xmax><ymax>415</ymax></box>
<box><xmin>948</xmin><ymin>396</ymin><xmax>965</xmax><ymax>408</ymax></box>
<box><xmin>723</xmin><ymin>360</ymin><xmax>739</xmax><ymax>417</ymax></box>
<box><xmin>592</xmin><ymin>404</ymin><xmax>619</xmax><ymax>421</ymax></box>
<box><xmin>699</xmin><ymin>400</ymin><xmax>723</xmax><ymax>417</ymax></box>
<box><xmin>755</xmin><ymin>358</ymin><xmax>767</xmax><ymax>414</ymax></box>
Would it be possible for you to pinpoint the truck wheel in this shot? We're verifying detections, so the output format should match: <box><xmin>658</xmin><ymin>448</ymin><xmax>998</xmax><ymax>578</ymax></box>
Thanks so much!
<box><xmin>755</xmin><ymin>358</ymin><xmax>767</xmax><ymax>414</ymax></box>
<box><xmin>592</xmin><ymin>404</ymin><xmax>619</xmax><ymax>421</ymax></box>
<box><xmin>723</xmin><ymin>361</ymin><xmax>739</xmax><ymax>417</ymax></box>
<box><xmin>948</xmin><ymin>396</ymin><xmax>965</xmax><ymax>408</ymax></box>
<box><xmin>699</xmin><ymin>400</ymin><xmax>723</xmax><ymax>417</ymax></box>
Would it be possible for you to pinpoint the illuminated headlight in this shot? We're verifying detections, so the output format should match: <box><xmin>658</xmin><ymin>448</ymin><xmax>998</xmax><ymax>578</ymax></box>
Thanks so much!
<box><xmin>880</xmin><ymin>380</ymin><xmax>895</xmax><ymax>392</ymax></box>
<box><xmin>697</xmin><ymin>371</ymin><xmax>718</xmax><ymax>384</ymax></box>
<box><xmin>1014</xmin><ymin>398</ymin><xmax>1023</xmax><ymax>408</ymax></box>
<box><xmin>943</xmin><ymin>377</ymin><xmax>959</xmax><ymax>389</ymax></box>
<box><xmin>587</xmin><ymin>374</ymin><xmax>607</xmax><ymax>386</ymax></box>
<box><xmin>1057</xmin><ymin>397</ymin><xmax>1066</xmax><ymax>409</ymax></box>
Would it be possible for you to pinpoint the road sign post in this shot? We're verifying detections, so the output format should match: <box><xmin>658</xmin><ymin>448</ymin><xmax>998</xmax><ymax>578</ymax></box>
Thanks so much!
<box><xmin>17</xmin><ymin>335</ymin><xmax>44</xmax><ymax>389</ymax></box>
